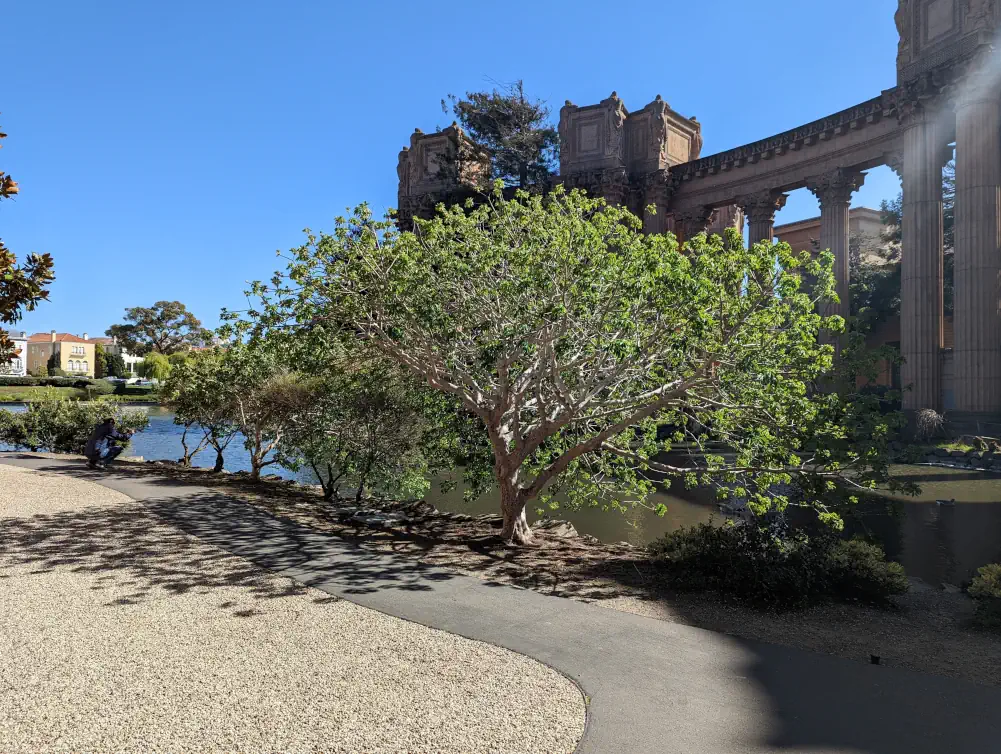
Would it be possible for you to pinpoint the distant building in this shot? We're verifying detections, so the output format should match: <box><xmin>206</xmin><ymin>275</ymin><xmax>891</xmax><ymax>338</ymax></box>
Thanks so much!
<box><xmin>1</xmin><ymin>331</ymin><xmax>28</xmax><ymax>376</ymax></box>
<box><xmin>774</xmin><ymin>207</ymin><xmax>890</xmax><ymax>262</ymax></box>
<box><xmin>27</xmin><ymin>332</ymin><xmax>95</xmax><ymax>377</ymax></box>
<box><xmin>86</xmin><ymin>335</ymin><xmax>141</xmax><ymax>376</ymax></box>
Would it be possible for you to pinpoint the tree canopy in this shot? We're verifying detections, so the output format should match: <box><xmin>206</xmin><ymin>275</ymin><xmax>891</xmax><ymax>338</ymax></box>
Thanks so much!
<box><xmin>443</xmin><ymin>81</ymin><xmax>558</xmax><ymax>189</ymax></box>
<box><xmin>0</xmin><ymin>118</ymin><xmax>55</xmax><ymax>362</ymax></box>
<box><xmin>106</xmin><ymin>301</ymin><xmax>211</xmax><ymax>356</ymax></box>
<box><xmin>249</xmin><ymin>187</ymin><xmax>897</xmax><ymax>544</ymax></box>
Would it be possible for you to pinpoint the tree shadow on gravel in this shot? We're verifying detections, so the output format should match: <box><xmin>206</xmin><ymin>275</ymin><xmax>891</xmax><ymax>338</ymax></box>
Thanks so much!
<box><xmin>6</xmin><ymin>456</ymin><xmax>1001</xmax><ymax>754</ymax></box>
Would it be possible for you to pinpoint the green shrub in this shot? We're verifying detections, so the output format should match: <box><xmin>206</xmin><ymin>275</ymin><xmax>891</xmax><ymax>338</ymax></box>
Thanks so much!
<box><xmin>83</xmin><ymin>381</ymin><xmax>115</xmax><ymax>398</ymax></box>
<box><xmin>114</xmin><ymin>384</ymin><xmax>155</xmax><ymax>397</ymax></box>
<box><xmin>826</xmin><ymin>539</ymin><xmax>909</xmax><ymax>604</ymax></box>
<box><xmin>969</xmin><ymin>563</ymin><xmax>1001</xmax><ymax>630</ymax></box>
<box><xmin>0</xmin><ymin>400</ymin><xmax>149</xmax><ymax>454</ymax></box>
<box><xmin>649</xmin><ymin>521</ymin><xmax>908</xmax><ymax>610</ymax></box>
<box><xmin>0</xmin><ymin>376</ymin><xmax>98</xmax><ymax>389</ymax></box>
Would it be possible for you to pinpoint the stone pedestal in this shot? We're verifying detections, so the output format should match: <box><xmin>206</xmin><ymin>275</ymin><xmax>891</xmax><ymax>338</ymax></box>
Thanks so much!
<box><xmin>953</xmin><ymin>84</ymin><xmax>1001</xmax><ymax>414</ymax></box>
<box><xmin>900</xmin><ymin>106</ymin><xmax>946</xmax><ymax>412</ymax></box>
<box><xmin>808</xmin><ymin>169</ymin><xmax>866</xmax><ymax>320</ymax></box>
<box><xmin>739</xmin><ymin>191</ymin><xmax>788</xmax><ymax>247</ymax></box>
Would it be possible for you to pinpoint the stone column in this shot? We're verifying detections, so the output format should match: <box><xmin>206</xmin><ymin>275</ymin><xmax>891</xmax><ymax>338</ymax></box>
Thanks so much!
<box><xmin>807</xmin><ymin>168</ymin><xmax>866</xmax><ymax>320</ymax></box>
<box><xmin>953</xmin><ymin>83</ymin><xmax>1001</xmax><ymax>415</ymax></box>
<box><xmin>739</xmin><ymin>191</ymin><xmax>788</xmax><ymax>247</ymax></box>
<box><xmin>899</xmin><ymin>104</ymin><xmax>947</xmax><ymax>412</ymax></box>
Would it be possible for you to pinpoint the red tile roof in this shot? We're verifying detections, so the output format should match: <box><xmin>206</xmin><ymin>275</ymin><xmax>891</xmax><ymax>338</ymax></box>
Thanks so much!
<box><xmin>27</xmin><ymin>332</ymin><xmax>91</xmax><ymax>343</ymax></box>
<box><xmin>86</xmin><ymin>337</ymin><xmax>114</xmax><ymax>345</ymax></box>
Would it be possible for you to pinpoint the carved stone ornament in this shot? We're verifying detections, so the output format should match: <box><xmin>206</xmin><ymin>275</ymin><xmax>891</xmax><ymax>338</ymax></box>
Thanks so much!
<box><xmin>674</xmin><ymin>206</ymin><xmax>715</xmax><ymax>237</ymax></box>
<box><xmin>896</xmin><ymin>0</ymin><xmax>911</xmax><ymax>64</ymax></box>
<box><xmin>603</xmin><ymin>92</ymin><xmax>627</xmax><ymax>158</ymax></box>
<box><xmin>737</xmin><ymin>191</ymin><xmax>788</xmax><ymax>224</ymax></box>
<box><xmin>883</xmin><ymin>150</ymin><xmax>904</xmax><ymax>177</ymax></box>
<box><xmin>966</xmin><ymin>0</ymin><xmax>996</xmax><ymax>31</ymax></box>
<box><xmin>806</xmin><ymin>168</ymin><xmax>866</xmax><ymax>207</ymax></box>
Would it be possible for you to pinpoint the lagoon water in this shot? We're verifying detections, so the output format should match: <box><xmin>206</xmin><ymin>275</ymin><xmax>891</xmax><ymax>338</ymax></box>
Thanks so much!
<box><xmin>5</xmin><ymin>405</ymin><xmax>1001</xmax><ymax>585</ymax></box>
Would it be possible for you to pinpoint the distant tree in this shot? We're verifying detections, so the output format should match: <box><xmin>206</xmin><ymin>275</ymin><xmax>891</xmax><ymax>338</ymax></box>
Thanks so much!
<box><xmin>878</xmin><ymin>159</ymin><xmax>955</xmax><ymax>314</ymax></box>
<box><xmin>0</xmin><ymin>118</ymin><xmax>55</xmax><ymax>362</ymax></box>
<box><xmin>94</xmin><ymin>343</ymin><xmax>108</xmax><ymax>379</ymax></box>
<box><xmin>106</xmin><ymin>301</ymin><xmax>211</xmax><ymax>356</ymax></box>
<box><xmin>443</xmin><ymin>80</ymin><xmax>558</xmax><ymax>188</ymax></box>
<box><xmin>105</xmin><ymin>352</ymin><xmax>127</xmax><ymax>378</ymax></box>
<box><xmin>168</xmin><ymin>350</ymin><xmax>193</xmax><ymax>368</ymax></box>
<box><xmin>137</xmin><ymin>352</ymin><xmax>171</xmax><ymax>381</ymax></box>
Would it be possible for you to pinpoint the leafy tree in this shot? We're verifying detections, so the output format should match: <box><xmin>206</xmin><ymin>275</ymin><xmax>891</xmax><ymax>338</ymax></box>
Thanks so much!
<box><xmin>277</xmin><ymin>359</ymin><xmax>456</xmax><ymax>502</ymax></box>
<box><xmin>875</xmin><ymin>159</ymin><xmax>955</xmax><ymax>315</ymax></box>
<box><xmin>162</xmin><ymin>349</ymin><xmax>237</xmax><ymax>471</ymax></box>
<box><xmin>106</xmin><ymin>301</ymin><xmax>211</xmax><ymax>356</ymax></box>
<box><xmin>443</xmin><ymin>80</ymin><xmax>558</xmax><ymax>188</ymax></box>
<box><xmin>137</xmin><ymin>352</ymin><xmax>171</xmax><ymax>381</ymax></box>
<box><xmin>0</xmin><ymin>119</ymin><xmax>55</xmax><ymax>362</ymax></box>
<box><xmin>219</xmin><ymin>343</ymin><xmax>312</xmax><ymax>481</ymax></box>
<box><xmin>105</xmin><ymin>352</ymin><xmax>127</xmax><ymax>378</ymax></box>
<box><xmin>253</xmin><ymin>188</ymin><xmax>897</xmax><ymax>544</ymax></box>
<box><xmin>94</xmin><ymin>343</ymin><xmax>108</xmax><ymax>379</ymax></box>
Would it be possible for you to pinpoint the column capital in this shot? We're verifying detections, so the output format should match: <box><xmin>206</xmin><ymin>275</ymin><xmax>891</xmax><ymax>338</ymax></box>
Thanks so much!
<box><xmin>806</xmin><ymin>168</ymin><xmax>866</xmax><ymax>208</ymax></box>
<box><xmin>674</xmin><ymin>205</ymin><xmax>714</xmax><ymax>226</ymax></box>
<box><xmin>884</xmin><ymin>150</ymin><xmax>904</xmax><ymax>178</ymax></box>
<box><xmin>736</xmin><ymin>191</ymin><xmax>788</xmax><ymax>225</ymax></box>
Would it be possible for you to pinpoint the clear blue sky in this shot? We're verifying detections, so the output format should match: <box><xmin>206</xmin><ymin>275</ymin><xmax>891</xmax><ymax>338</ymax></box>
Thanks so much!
<box><xmin>3</xmin><ymin>0</ymin><xmax>901</xmax><ymax>337</ymax></box>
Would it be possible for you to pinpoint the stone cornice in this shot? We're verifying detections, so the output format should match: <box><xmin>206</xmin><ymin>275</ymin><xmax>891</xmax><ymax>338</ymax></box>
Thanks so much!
<box><xmin>670</xmin><ymin>94</ymin><xmax>893</xmax><ymax>183</ymax></box>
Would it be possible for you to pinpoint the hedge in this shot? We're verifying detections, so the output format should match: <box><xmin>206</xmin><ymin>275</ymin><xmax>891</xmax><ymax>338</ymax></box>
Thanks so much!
<box><xmin>0</xmin><ymin>376</ymin><xmax>95</xmax><ymax>388</ymax></box>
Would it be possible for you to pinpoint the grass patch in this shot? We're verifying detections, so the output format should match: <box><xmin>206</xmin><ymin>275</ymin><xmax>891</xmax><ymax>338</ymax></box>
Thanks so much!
<box><xmin>0</xmin><ymin>386</ymin><xmax>88</xmax><ymax>402</ymax></box>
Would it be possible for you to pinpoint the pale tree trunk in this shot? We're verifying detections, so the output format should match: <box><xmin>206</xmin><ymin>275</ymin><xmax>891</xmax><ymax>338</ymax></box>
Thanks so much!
<box><xmin>499</xmin><ymin>483</ymin><xmax>533</xmax><ymax>545</ymax></box>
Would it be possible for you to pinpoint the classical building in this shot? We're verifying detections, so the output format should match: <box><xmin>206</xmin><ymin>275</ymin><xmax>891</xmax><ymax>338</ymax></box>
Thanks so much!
<box><xmin>1</xmin><ymin>331</ymin><xmax>28</xmax><ymax>376</ymax></box>
<box><xmin>775</xmin><ymin>207</ymin><xmax>890</xmax><ymax>262</ymax></box>
<box><xmin>86</xmin><ymin>335</ymin><xmax>141</xmax><ymax>376</ymax></box>
<box><xmin>27</xmin><ymin>332</ymin><xmax>95</xmax><ymax>377</ymax></box>
<box><xmin>398</xmin><ymin>1</ymin><xmax>1001</xmax><ymax>429</ymax></box>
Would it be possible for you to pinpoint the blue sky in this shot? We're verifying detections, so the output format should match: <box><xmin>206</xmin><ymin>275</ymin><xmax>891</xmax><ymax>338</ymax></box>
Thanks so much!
<box><xmin>3</xmin><ymin>0</ymin><xmax>901</xmax><ymax>337</ymax></box>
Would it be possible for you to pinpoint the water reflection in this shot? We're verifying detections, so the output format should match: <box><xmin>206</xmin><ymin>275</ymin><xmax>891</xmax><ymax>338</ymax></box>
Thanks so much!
<box><xmin>430</xmin><ymin>476</ymin><xmax>717</xmax><ymax>547</ymax></box>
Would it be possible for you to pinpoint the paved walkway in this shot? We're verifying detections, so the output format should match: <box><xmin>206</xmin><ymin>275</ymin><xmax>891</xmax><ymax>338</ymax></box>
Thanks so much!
<box><xmin>3</xmin><ymin>455</ymin><xmax>1001</xmax><ymax>753</ymax></box>
<box><xmin>0</xmin><ymin>461</ymin><xmax>584</xmax><ymax>753</ymax></box>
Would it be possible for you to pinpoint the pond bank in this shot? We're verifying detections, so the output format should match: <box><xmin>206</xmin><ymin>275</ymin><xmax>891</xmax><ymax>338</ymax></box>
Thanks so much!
<box><xmin>28</xmin><ymin>453</ymin><xmax>998</xmax><ymax>687</ymax></box>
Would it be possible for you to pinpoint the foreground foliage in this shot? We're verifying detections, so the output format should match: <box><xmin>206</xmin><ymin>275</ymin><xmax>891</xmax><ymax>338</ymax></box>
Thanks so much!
<box><xmin>0</xmin><ymin>118</ymin><xmax>55</xmax><ymax>363</ymax></box>
<box><xmin>249</xmin><ymin>187</ymin><xmax>898</xmax><ymax>544</ymax></box>
<box><xmin>649</xmin><ymin>522</ymin><xmax>908</xmax><ymax>609</ymax></box>
<box><xmin>0</xmin><ymin>400</ymin><xmax>149</xmax><ymax>454</ymax></box>
<box><xmin>969</xmin><ymin>563</ymin><xmax>1001</xmax><ymax>630</ymax></box>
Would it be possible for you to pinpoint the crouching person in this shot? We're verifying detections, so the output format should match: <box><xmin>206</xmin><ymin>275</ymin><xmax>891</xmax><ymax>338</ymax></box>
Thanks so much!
<box><xmin>84</xmin><ymin>417</ymin><xmax>131</xmax><ymax>470</ymax></box>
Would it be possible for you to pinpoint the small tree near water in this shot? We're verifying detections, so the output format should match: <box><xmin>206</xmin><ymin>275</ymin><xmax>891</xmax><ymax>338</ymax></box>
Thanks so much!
<box><xmin>254</xmin><ymin>188</ymin><xmax>898</xmax><ymax>545</ymax></box>
<box><xmin>162</xmin><ymin>350</ymin><xmax>237</xmax><ymax>471</ymax></box>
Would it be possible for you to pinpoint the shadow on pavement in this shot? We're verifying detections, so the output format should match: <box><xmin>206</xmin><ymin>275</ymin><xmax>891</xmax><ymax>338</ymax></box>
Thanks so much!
<box><xmin>4</xmin><ymin>455</ymin><xmax>1001</xmax><ymax>754</ymax></box>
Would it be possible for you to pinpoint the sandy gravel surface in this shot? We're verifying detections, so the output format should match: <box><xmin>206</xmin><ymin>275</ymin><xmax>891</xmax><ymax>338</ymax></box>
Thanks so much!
<box><xmin>0</xmin><ymin>464</ymin><xmax>585</xmax><ymax>753</ymax></box>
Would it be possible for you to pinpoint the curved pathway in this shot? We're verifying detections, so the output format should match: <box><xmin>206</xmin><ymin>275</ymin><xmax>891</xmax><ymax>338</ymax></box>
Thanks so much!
<box><xmin>0</xmin><ymin>461</ymin><xmax>584</xmax><ymax>753</ymax></box>
<box><xmin>3</xmin><ymin>455</ymin><xmax>1001</xmax><ymax>753</ymax></box>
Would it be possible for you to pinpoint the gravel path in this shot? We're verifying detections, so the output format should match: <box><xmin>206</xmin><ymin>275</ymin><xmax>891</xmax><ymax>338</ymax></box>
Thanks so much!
<box><xmin>0</xmin><ymin>464</ymin><xmax>585</xmax><ymax>753</ymax></box>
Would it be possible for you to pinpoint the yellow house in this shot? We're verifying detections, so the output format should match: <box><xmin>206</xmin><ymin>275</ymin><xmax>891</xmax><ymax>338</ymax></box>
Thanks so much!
<box><xmin>27</xmin><ymin>332</ymin><xmax>96</xmax><ymax>377</ymax></box>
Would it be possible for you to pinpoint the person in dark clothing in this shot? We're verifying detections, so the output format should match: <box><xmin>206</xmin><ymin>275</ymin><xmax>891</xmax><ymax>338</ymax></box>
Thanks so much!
<box><xmin>84</xmin><ymin>417</ymin><xmax>131</xmax><ymax>470</ymax></box>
